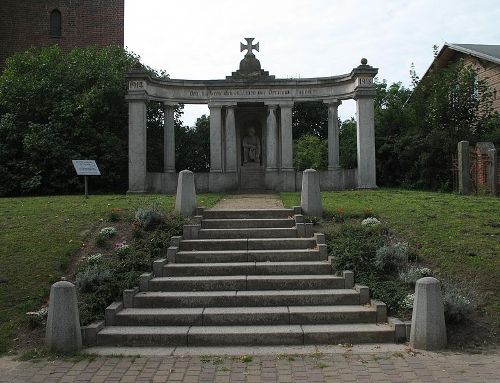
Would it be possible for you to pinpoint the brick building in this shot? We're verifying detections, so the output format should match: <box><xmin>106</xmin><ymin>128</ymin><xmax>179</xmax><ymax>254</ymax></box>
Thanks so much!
<box><xmin>421</xmin><ymin>43</ymin><xmax>500</xmax><ymax>113</ymax></box>
<box><xmin>0</xmin><ymin>0</ymin><xmax>124</xmax><ymax>68</ymax></box>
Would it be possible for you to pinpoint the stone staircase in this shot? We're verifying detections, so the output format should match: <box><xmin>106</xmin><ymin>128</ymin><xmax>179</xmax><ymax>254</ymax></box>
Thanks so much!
<box><xmin>82</xmin><ymin>208</ymin><xmax>407</xmax><ymax>347</ymax></box>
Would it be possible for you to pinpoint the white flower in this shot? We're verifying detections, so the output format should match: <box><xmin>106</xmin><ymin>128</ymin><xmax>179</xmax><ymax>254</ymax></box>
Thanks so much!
<box><xmin>361</xmin><ymin>217</ymin><xmax>381</xmax><ymax>226</ymax></box>
<box><xmin>402</xmin><ymin>293</ymin><xmax>414</xmax><ymax>310</ymax></box>
<box><xmin>100</xmin><ymin>226</ymin><xmax>117</xmax><ymax>238</ymax></box>
<box><xmin>87</xmin><ymin>253</ymin><xmax>103</xmax><ymax>264</ymax></box>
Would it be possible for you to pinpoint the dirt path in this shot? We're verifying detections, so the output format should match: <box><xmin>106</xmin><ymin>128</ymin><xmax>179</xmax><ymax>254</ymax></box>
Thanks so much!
<box><xmin>212</xmin><ymin>193</ymin><xmax>284</xmax><ymax>209</ymax></box>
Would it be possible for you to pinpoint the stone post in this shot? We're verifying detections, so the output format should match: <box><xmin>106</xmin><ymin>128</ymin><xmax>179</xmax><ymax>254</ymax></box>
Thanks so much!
<box><xmin>209</xmin><ymin>104</ymin><xmax>223</xmax><ymax>173</ymax></box>
<box><xmin>266</xmin><ymin>104</ymin><xmax>278</xmax><ymax>171</ymax></box>
<box><xmin>354</xmin><ymin>95</ymin><xmax>377</xmax><ymax>188</ymax></box>
<box><xmin>458</xmin><ymin>141</ymin><xmax>471</xmax><ymax>195</ymax></box>
<box><xmin>325</xmin><ymin>100</ymin><xmax>342</xmax><ymax>170</ymax></box>
<box><xmin>175</xmin><ymin>170</ymin><xmax>197</xmax><ymax>217</ymax></box>
<box><xmin>128</xmin><ymin>99</ymin><xmax>147</xmax><ymax>193</ymax></box>
<box><xmin>280</xmin><ymin>103</ymin><xmax>294</xmax><ymax>171</ymax></box>
<box><xmin>300</xmin><ymin>169</ymin><xmax>322</xmax><ymax>217</ymax></box>
<box><xmin>487</xmin><ymin>148</ymin><xmax>497</xmax><ymax>196</ymax></box>
<box><xmin>45</xmin><ymin>281</ymin><xmax>82</xmax><ymax>353</ymax></box>
<box><xmin>224</xmin><ymin>105</ymin><xmax>237</xmax><ymax>172</ymax></box>
<box><xmin>410</xmin><ymin>277</ymin><xmax>447</xmax><ymax>350</ymax></box>
<box><xmin>163</xmin><ymin>102</ymin><xmax>176</xmax><ymax>173</ymax></box>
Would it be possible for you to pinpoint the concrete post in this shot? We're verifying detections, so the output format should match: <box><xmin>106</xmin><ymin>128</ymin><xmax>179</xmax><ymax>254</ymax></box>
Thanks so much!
<box><xmin>355</xmin><ymin>96</ymin><xmax>377</xmax><ymax>188</ymax></box>
<box><xmin>410</xmin><ymin>277</ymin><xmax>447</xmax><ymax>350</ymax></box>
<box><xmin>128</xmin><ymin>99</ymin><xmax>147</xmax><ymax>193</ymax></box>
<box><xmin>458</xmin><ymin>141</ymin><xmax>471</xmax><ymax>195</ymax></box>
<box><xmin>163</xmin><ymin>102</ymin><xmax>176</xmax><ymax>173</ymax></box>
<box><xmin>266</xmin><ymin>104</ymin><xmax>278</xmax><ymax>171</ymax></box>
<box><xmin>487</xmin><ymin>148</ymin><xmax>497</xmax><ymax>196</ymax></box>
<box><xmin>175</xmin><ymin>170</ymin><xmax>197</xmax><ymax>217</ymax></box>
<box><xmin>325</xmin><ymin>100</ymin><xmax>342</xmax><ymax>170</ymax></box>
<box><xmin>300</xmin><ymin>169</ymin><xmax>322</xmax><ymax>217</ymax></box>
<box><xmin>224</xmin><ymin>105</ymin><xmax>237</xmax><ymax>172</ymax></box>
<box><xmin>280</xmin><ymin>103</ymin><xmax>294</xmax><ymax>171</ymax></box>
<box><xmin>45</xmin><ymin>281</ymin><xmax>82</xmax><ymax>353</ymax></box>
<box><xmin>209</xmin><ymin>104</ymin><xmax>223</xmax><ymax>173</ymax></box>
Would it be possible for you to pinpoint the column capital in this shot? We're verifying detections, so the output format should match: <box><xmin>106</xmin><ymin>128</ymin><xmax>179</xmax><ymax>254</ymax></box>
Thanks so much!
<box><xmin>208</xmin><ymin>102</ymin><xmax>224</xmax><ymax>109</ymax></box>
<box><xmin>224</xmin><ymin>103</ymin><xmax>237</xmax><ymax>109</ymax></box>
<box><xmin>279</xmin><ymin>101</ymin><xmax>294</xmax><ymax>108</ymax></box>
<box><xmin>323</xmin><ymin>98</ymin><xmax>342</xmax><ymax>106</ymax></box>
<box><xmin>163</xmin><ymin>101</ymin><xmax>178</xmax><ymax>107</ymax></box>
<box><xmin>264</xmin><ymin>103</ymin><xmax>278</xmax><ymax>110</ymax></box>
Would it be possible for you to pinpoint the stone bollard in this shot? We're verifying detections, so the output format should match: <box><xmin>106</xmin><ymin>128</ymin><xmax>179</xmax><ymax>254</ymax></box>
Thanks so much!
<box><xmin>175</xmin><ymin>170</ymin><xmax>197</xmax><ymax>217</ymax></box>
<box><xmin>45</xmin><ymin>281</ymin><xmax>82</xmax><ymax>353</ymax></box>
<box><xmin>410</xmin><ymin>277</ymin><xmax>447</xmax><ymax>350</ymax></box>
<box><xmin>300</xmin><ymin>169</ymin><xmax>322</xmax><ymax>217</ymax></box>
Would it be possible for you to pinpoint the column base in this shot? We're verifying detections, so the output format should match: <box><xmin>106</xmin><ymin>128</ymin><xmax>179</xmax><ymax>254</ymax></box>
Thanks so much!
<box><xmin>126</xmin><ymin>190</ymin><xmax>148</xmax><ymax>195</ymax></box>
<box><xmin>328</xmin><ymin>166</ymin><xmax>341</xmax><ymax>171</ymax></box>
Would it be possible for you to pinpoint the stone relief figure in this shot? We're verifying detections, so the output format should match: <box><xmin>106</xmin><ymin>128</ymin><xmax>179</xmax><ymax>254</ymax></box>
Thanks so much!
<box><xmin>242</xmin><ymin>126</ymin><xmax>261</xmax><ymax>164</ymax></box>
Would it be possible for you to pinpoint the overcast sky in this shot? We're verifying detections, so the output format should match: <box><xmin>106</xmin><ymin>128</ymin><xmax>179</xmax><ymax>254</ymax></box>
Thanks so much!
<box><xmin>124</xmin><ymin>0</ymin><xmax>500</xmax><ymax>127</ymax></box>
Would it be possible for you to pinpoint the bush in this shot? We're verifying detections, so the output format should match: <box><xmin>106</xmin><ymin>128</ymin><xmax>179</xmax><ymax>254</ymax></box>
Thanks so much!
<box><xmin>398</xmin><ymin>265</ymin><xmax>432</xmax><ymax>285</ymax></box>
<box><xmin>75</xmin><ymin>264</ymin><xmax>113</xmax><ymax>293</ymax></box>
<box><xmin>374</xmin><ymin>242</ymin><xmax>409</xmax><ymax>274</ymax></box>
<box><xmin>135</xmin><ymin>204</ymin><xmax>165</xmax><ymax>230</ymax></box>
<box><xmin>99</xmin><ymin>226</ymin><xmax>117</xmax><ymax>238</ymax></box>
<box><xmin>362</xmin><ymin>277</ymin><xmax>411</xmax><ymax>315</ymax></box>
<box><xmin>108</xmin><ymin>208</ymin><xmax>122</xmax><ymax>222</ymax></box>
<box><xmin>328</xmin><ymin>224</ymin><xmax>386</xmax><ymax>278</ymax></box>
<box><xmin>442</xmin><ymin>284</ymin><xmax>476</xmax><ymax>323</ymax></box>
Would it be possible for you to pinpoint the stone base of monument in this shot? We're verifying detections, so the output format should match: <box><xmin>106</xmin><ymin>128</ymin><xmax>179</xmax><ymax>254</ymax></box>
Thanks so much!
<box><xmin>240</xmin><ymin>163</ymin><xmax>265</xmax><ymax>190</ymax></box>
<box><xmin>85</xmin><ymin>208</ymin><xmax>408</xmax><ymax>348</ymax></box>
<box><xmin>208</xmin><ymin>172</ymin><xmax>238</xmax><ymax>192</ymax></box>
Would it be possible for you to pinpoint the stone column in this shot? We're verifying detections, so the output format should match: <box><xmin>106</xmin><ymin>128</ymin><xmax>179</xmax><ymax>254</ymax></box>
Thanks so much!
<box><xmin>280</xmin><ymin>102</ymin><xmax>294</xmax><ymax>171</ymax></box>
<box><xmin>325</xmin><ymin>100</ymin><xmax>342</xmax><ymax>170</ymax></box>
<box><xmin>487</xmin><ymin>148</ymin><xmax>497</xmax><ymax>196</ymax></box>
<box><xmin>224</xmin><ymin>105</ymin><xmax>237</xmax><ymax>172</ymax></box>
<box><xmin>354</xmin><ymin>95</ymin><xmax>377</xmax><ymax>188</ymax></box>
<box><xmin>266</xmin><ymin>104</ymin><xmax>278</xmax><ymax>171</ymax></box>
<box><xmin>163</xmin><ymin>102</ymin><xmax>176</xmax><ymax>173</ymax></box>
<box><xmin>209</xmin><ymin>104</ymin><xmax>223</xmax><ymax>172</ymax></box>
<box><xmin>128</xmin><ymin>99</ymin><xmax>147</xmax><ymax>193</ymax></box>
<box><xmin>458</xmin><ymin>141</ymin><xmax>471</xmax><ymax>195</ymax></box>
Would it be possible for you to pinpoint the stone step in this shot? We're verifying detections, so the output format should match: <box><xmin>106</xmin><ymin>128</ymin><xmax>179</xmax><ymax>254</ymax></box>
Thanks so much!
<box><xmin>111</xmin><ymin>305</ymin><xmax>378</xmax><ymax>326</ymax></box>
<box><xmin>96</xmin><ymin>324</ymin><xmax>395</xmax><ymax>347</ymax></box>
<box><xmin>179</xmin><ymin>238</ymin><xmax>316</xmax><ymax>251</ymax></box>
<box><xmin>133</xmin><ymin>289</ymin><xmax>360</xmax><ymax>308</ymax></box>
<box><xmin>148</xmin><ymin>275</ymin><xmax>345</xmax><ymax>291</ymax></box>
<box><xmin>202</xmin><ymin>218</ymin><xmax>295</xmax><ymax>229</ymax></box>
<box><xmin>175</xmin><ymin>249</ymin><xmax>321</xmax><ymax>263</ymax></box>
<box><xmin>163</xmin><ymin>261</ymin><xmax>331</xmax><ymax>276</ymax></box>
<box><xmin>202</xmin><ymin>209</ymin><xmax>294</xmax><ymax>219</ymax></box>
<box><xmin>198</xmin><ymin>228</ymin><xmax>298</xmax><ymax>239</ymax></box>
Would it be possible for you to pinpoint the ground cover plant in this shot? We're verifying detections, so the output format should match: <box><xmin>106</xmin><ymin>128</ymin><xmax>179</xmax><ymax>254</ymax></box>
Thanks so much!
<box><xmin>0</xmin><ymin>193</ymin><xmax>222</xmax><ymax>354</ymax></box>
<box><xmin>282</xmin><ymin>189</ymin><xmax>499</xmax><ymax>348</ymax></box>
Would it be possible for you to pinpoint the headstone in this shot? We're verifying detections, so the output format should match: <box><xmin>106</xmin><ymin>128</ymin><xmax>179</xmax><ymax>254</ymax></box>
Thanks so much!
<box><xmin>457</xmin><ymin>141</ymin><xmax>471</xmax><ymax>195</ymax></box>
<box><xmin>410</xmin><ymin>277</ymin><xmax>447</xmax><ymax>350</ymax></box>
<box><xmin>45</xmin><ymin>281</ymin><xmax>82</xmax><ymax>353</ymax></box>
<box><xmin>300</xmin><ymin>169</ymin><xmax>322</xmax><ymax>216</ymax></box>
<box><xmin>175</xmin><ymin>170</ymin><xmax>197</xmax><ymax>217</ymax></box>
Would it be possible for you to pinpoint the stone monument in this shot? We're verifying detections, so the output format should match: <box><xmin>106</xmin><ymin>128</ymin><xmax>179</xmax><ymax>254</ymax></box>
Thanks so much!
<box><xmin>126</xmin><ymin>38</ymin><xmax>378</xmax><ymax>193</ymax></box>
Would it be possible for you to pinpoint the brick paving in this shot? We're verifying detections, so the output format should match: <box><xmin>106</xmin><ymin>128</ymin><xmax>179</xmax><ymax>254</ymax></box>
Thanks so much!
<box><xmin>1</xmin><ymin>350</ymin><xmax>498</xmax><ymax>383</ymax></box>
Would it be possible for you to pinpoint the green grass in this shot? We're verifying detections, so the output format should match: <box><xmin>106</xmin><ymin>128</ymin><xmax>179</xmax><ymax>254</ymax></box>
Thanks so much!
<box><xmin>281</xmin><ymin>189</ymin><xmax>500</xmax><ymax>324</ymax></box>
<box><xmin>0</xmin><ymin>193</ymin><xmax>222</xmax><ymax>354</ymax></box>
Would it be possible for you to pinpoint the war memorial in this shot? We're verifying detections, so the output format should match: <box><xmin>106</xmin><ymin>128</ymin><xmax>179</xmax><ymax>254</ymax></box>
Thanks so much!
<box><xmin>126</xmin><ymin>38</ymin><xmax>378</xmax><ymax>193</ymax></box>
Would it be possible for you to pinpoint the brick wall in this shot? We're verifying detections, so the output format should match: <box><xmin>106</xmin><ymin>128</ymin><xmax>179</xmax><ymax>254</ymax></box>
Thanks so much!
<box><xmin>0</xmin><ymin>0</ymin><xmax>124</xmax><ymax>67</ymax></box>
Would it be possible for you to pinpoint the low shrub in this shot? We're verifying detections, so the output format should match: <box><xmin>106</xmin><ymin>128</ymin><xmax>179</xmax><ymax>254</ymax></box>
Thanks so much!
<box><xmin>135</xmin><ymin>203</ymin><xmax>165</xmax><ymax>230</ymax></box>
<box><xmin>99</xmin><ymin>226</ymin><xmax>117</xmax><ymax>238</ymax></box>
<box><xmin>363</xmin><ymin>277</ymin><xmax>411</xmax><ymax>315</ymax></box>
<box><xmin>398</xmin><ymin>266</ymin><xmax>432</xmax><ymax>285</ymax></box>
<box><xmin>374</xmin><ymin>242</ymin><xmax>409</xmax><ymax>274</ymax></box>
<box><xmin>108</xmin><ymin>208</ymin><xmax>122</xmax><ymax>222</ymax></box>
<box><xmin>75</xmin><ymin>263</ymin><xmax>113</xmax><ymax>293</ymax></box>
<box><xmin>26</xmin><ymin>307</ymin><xmax>48</xmax><ymax>329</ymax></box>
<box><xmin>442</xmin><ymin>284</ymin><xmax>476</xmax><ymax>323</ymax></box>
<box><xmin>328</xmin><ymin>224</ymin><xmax>386</xmax><ymax>278</ymax></box>
<box><xmin>304</xmin><ymin>216</ymin><xmax>320</xmax><ymax>224</ymax></box>
<box><xmin>361</xmin><ymin>217</ymin><xmax>381</xmax><ymax>226</ymax></box>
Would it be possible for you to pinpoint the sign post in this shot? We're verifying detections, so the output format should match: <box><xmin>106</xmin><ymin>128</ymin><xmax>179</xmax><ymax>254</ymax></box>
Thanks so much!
<box><xmin>72</xmin><ymin>160</ymin><xmax>101</xmax><ymax>198</ymax></box>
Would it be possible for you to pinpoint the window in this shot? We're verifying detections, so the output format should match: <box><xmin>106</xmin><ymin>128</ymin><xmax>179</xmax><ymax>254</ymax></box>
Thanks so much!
<box><xmin>50</xmin><ymin>9</ymin><xmax>61</xmax><ymax>37</ymax></box>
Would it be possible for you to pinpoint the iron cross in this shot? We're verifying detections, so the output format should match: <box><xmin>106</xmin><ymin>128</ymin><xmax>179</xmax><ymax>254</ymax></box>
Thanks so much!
<box><xmin>240</xmin><ymin>38</ymin><xmax>259</xmax><ymax>56</ymax></box>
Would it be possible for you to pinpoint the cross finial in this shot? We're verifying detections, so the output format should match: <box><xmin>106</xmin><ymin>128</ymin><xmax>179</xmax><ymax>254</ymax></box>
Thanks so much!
<box><xmin>240</xmin><ymin>38</ymin><xmax>259</xmax><ymax>56</ymax></box>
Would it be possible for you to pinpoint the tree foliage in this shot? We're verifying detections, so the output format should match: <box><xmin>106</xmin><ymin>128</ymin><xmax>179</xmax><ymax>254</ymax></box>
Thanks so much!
<box><xmin>175</xmin><ymin>115</ymin><xmax>210</xmax><ymax>172</ymax></box>
<box><xmin>0</xmin><ymin>45</ymin><xmax>139</xmax><ymax>195</ymax></box>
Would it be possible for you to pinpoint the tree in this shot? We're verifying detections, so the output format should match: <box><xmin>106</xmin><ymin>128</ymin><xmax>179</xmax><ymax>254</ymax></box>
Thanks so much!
<box><xmin>175</xmin><ymin>115</ymin><xmax>210</xmax><ymax>172</ymax></box>
<box><xmin>0</xmin><ymin>45</ymin><xmax>140</xmax><ymax>195</ymax></box>
<box><xmin>292</xmin><ymin>101</ymin><xmax>328</xmax><ymax>139</ymax></box>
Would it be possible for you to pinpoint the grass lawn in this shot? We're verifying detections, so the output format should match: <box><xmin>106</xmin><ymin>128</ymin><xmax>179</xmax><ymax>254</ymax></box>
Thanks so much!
<box><xmin>282</xmin><ymin>189</ymin><xmax>500</xmax><ymax>326</ymax></box>
<box><xmin>0</xmin><ymin>193</ymin><xmax>222</xmax><ymax>354</ymax></box>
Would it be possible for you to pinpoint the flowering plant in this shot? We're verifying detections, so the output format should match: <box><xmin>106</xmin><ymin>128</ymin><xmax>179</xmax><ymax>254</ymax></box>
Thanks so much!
<box><xmin>100</xmin><ymin>226</ymin><xmax>117</xmax><ymax>238</ymax></box>
<box><xmin>361</xmin><ymin>217</ymin><xmax>381</xmax><ymax>226</ymax></box>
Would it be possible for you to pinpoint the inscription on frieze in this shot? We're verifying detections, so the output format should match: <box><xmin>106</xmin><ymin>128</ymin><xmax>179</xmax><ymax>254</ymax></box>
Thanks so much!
<box><xmin>129</xmin><ymin>81</ymin><xmax>145</xmax><ymax>90</ymax></box>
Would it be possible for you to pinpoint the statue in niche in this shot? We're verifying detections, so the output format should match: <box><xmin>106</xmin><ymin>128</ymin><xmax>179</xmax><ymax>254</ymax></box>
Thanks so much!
<box><xmin>242</xmin><ymin>126</ymin><xmax>261</xmax><ymax>164</ymax></box>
